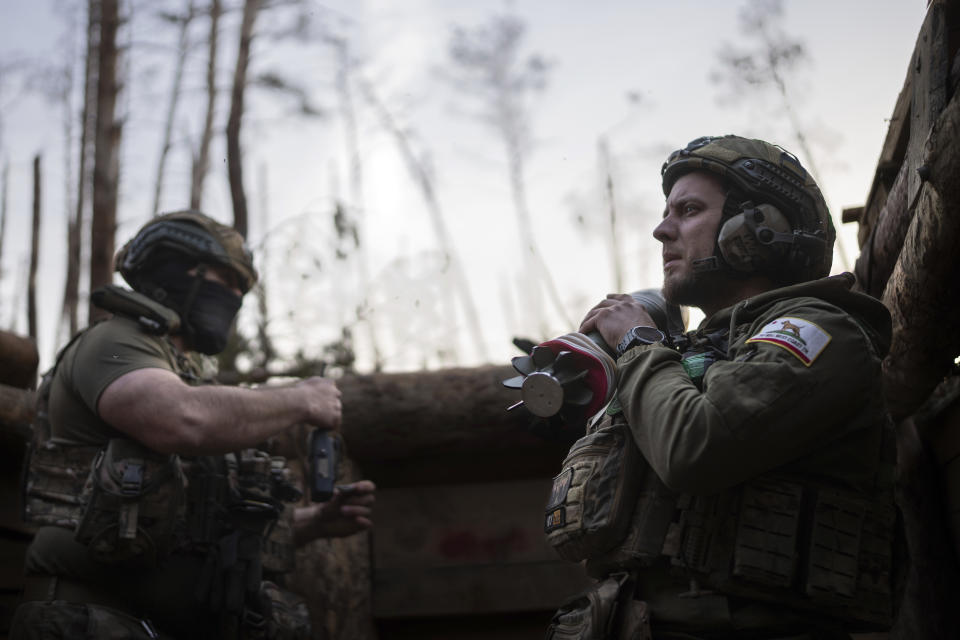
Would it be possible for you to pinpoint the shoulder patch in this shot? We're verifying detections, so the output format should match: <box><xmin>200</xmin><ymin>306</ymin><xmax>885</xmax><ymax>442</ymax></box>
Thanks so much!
<box><xmin>745</xmin><ymin>316</ymin><xmax>831</xmax><ymax>366</ymax></box>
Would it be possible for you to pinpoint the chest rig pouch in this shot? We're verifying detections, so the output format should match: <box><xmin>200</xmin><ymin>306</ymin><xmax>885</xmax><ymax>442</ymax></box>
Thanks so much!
<box><xmin>545</xmin><ymin>411</ymin><xmax>644</xmax><ymax>562</ymax></box>
<box><xmin>24</xmin><ymin>368</ymin><xmax>98</xmax><ymax>529</ymax></box>
<box><xmin>74</xmin><ymin>437</ymin><xmax>186</xmax><ymax>568</ymax></box>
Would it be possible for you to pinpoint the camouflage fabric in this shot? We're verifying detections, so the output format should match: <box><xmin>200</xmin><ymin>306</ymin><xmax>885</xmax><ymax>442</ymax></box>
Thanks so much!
<box><xmin>545</xmin><ymin>415</ymin><xmax>641</xmax><ymax>562</ymax></box>
<box><xmin>73</xmin><ymin>438</ymin><xmax>186</xmax><ymax>568</ymax></box>
<box><xmin>9</xmin><ymin>600</ymin><xmax>174</xmax><ymax>640</ymax></box>
<box><xmin>252</xmin><ymin>581</ymin><xmax>311</xmax><ymax>640</ymax></box>
<box><xmin>115</xmin><ymin>210</ymin><xmax>257</xmax><ymax>293</ymax></box>
<box><xmin>23</xmin><ymin>442</ymin><xmax>99</xmax><ymax>529</ymax></box>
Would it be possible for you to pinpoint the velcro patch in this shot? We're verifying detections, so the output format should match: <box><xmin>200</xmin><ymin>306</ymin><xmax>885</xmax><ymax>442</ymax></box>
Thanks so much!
<box><xmin>746</xmin><ymin>316</ymin><xmax>831</xmax><ymax>366</ymax></box>
<box><xmin>546</xmin><ymin>467</ymin><xmax>573</xmax><ymax>511</ymax></box>
<box><xmin>545</xmin><ymin>507</ymin><xmax>566</xmax><ymax>533</ymax></box>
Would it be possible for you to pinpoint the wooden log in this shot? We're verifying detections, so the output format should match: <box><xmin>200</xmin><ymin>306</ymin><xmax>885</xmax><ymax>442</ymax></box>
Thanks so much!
<box><xmin>857</xmin><ymin>61</ymin><xmax>912</xmax><ymax>247</ymax></box>
<box><xmin>904</xmin><ymin>0</ymin><xmax>950</xmax><ymax>210</ymax></box>
<box><xmin>270</xmin><ymin>365</ymin><xmax>569</xmax><ymax>464</ymax></box>
<box><xmin>882</xmin><ymin>90</ymin><xmax>960</xmax><ymax>421</ymax></box>
<box><xmin>336</xmin><ymin>365</ymin><xmax>559</xmax><ymax>460</ymax></box>
<box><xmin>0</xmin><ymin>384</ymin><xmax>36</xmax><ymax>427</ymax></box>
<box><xmin>0</xmin><ymin>330</ymin><xmax>38</xmax><ymax>390</ymax></box>
<box><xmin>853</xmin><ymin>159</ymin><xmax>910</xmax><ymax>297</ymax></box>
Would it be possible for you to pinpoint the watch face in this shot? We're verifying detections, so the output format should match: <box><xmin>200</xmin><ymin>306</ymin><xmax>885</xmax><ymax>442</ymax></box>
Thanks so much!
<box><xmin>632</xmin><ymin>326</ymin><xmax>664</xmax><ymax>343</ymax></box>
<box><xmin>617</xmin><ymin>325</ymin><xmax>665</xmax><ymax>357</ymax></box>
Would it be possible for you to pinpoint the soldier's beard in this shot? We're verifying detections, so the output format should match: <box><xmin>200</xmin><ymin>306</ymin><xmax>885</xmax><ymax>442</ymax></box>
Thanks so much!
<box><xmin>662</xmin><ymin>266</ymin><xmax>726</xmax><ymax>311</ymax></box>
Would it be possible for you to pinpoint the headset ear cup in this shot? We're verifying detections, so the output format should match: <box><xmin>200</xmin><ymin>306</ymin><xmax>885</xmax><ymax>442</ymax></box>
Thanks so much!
<box><xmin>717</xmin><ymin>213</ymin><xmax>762</xmax><ymax>272</ymax></box>
<box><xmin>718</xmin><ymin>204</ymin><xmax>793</xmax><ymax>273</ymax></box>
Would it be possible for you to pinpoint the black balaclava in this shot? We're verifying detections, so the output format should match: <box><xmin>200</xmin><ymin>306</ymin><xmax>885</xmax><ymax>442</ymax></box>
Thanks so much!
<box><xmin>136</xmin><ymin>254</ymin><xmax>242</xmax><ymax>355</ymax></box>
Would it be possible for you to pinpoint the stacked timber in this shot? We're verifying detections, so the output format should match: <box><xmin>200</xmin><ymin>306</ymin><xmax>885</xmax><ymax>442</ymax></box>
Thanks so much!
<box><xmin>0</xmin><ymin>330</ymin><xmax>38</xmax><ymax>634</ymax></box>
<box><xmin>844</xmin><ymin>1</ymin><xmax>960</xmax><ymax>637</ymax></box>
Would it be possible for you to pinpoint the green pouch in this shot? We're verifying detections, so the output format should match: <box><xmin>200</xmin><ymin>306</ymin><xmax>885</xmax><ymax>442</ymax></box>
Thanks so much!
<box><xmin>75</xmin><ymin>438</ymin><xmax>186</xmax><ymax>567</ymax></box>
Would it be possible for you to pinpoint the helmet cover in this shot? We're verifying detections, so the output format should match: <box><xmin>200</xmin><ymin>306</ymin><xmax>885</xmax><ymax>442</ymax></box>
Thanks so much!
<box><xmin>115</xmin><ymin>211</ymin><xmax>257</xmax><ymax>293</ymax></box>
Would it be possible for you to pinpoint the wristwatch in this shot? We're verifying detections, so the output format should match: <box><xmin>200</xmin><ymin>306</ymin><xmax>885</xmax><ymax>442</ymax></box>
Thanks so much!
<box><xmin>616</xmin><ymin>325</ymin><xmax>666</xmax><ymax>357</ymax></box>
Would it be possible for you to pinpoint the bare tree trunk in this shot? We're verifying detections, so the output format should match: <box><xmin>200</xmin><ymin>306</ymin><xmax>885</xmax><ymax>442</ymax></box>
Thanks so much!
<box><xmin>767</xmin><ymin>67</ymin><xmax>851</xmax><ymax>271</ymax></box>
<box><xmin>358</xmin><ymin>78</ymin><xmax>488</xmax><ymax>363</ymax></box>
<box><xmin>28</xmin><ymin>156</ymin><xmax>41</xmax><ymax>344</ymax></box>
<box><xmin>64</xmin><ymin>0</ymin><xmax>99</xmax><ymax>336</ymax></box>
<box><xmin>255</xmin><ymin>162</ymin><xmax>274</xmax><ymax>366</ymax></box>
<box><xmin>506</xmin><ymin>137</ymin><xmax>572</xmax><ymax>332</ymax></box>
<box><xmin>0</xmin><ymin>161</ymin><xmax>7</xmax><ymax>283</ymax></box>
<box><xmin>226</xmin><ymin>0</ymin><xmax>261</xmax><ymax>238</ymax></box>
<box><xmin>151</xmin><ymin>0</ymin><xmax>195</xmax><ymax>217</ymax></box>
<box><xmin>58</xmin><ymin>9</ymin><xmax>80</xmax><ymax>343</ymax></box>
<box><xmin>190</xmin><ymin>0</ymin><xmax>220</xmax><ymax>211</ymax></box>
<box><xmin>89</xmin><ymin>0</ymin><xmax>122</xmax><ymax>323</ymax></box>
<box><xmin>598</xmin><ymin>136</ymin><xmax>623</xmax><ymax>293</ymax></box>
<box><xmin>329</xmin><ymin>38</ymin><xmax>384</xmax><ymax>370</ymax></box>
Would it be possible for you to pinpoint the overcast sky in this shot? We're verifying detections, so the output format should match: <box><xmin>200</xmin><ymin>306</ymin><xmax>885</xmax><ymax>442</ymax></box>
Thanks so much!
<box><xmin>0</xmin><ymin>0</ymin><xmax>928</xmax><ymax>372</ymax></box>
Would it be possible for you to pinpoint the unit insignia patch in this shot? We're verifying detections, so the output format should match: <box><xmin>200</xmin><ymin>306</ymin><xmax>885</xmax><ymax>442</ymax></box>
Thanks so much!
<box><xmin>746</xmin><ymin>316</ymin><xmax>831</xmax><ymax>366</ymax></box>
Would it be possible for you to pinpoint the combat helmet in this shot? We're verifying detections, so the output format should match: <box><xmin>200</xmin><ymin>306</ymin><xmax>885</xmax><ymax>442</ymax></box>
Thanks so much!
<box><xmin>661</xmin><ymin>135</ymin><xmax>835</xmax><ymax>283</ymax></box>
<box><xmin>115</xmin><ymin>210</ymin><xmax>257</xmax><ymax>294</ymax></box>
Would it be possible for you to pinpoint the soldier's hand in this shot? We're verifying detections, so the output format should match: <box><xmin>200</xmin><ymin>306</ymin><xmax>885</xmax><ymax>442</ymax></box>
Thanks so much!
<box><xmin>298</xmin><ymin>377</ymin><xmax>342</xmax><ymax>431</ymax></box>
<box><xmin>294</xmin><ymin>480</ymin><xmax>376</xmax><ymax>544</ymax></box>
<box><xmin>579</xmin><ymin>294</ymin><xmax>658</xmax><ymax>352</ymax></box>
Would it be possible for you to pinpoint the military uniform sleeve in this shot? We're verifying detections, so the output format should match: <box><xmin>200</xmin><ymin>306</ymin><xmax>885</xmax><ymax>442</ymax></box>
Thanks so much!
<box><xmin>616</xmin><ymin>298</ymin><xmax>882</xmax><ymax>494</ymax></box>
<box><xmin>67</xmin><ymin>318</ymin><xmax>178</xmax><ymax>415</ymax></box>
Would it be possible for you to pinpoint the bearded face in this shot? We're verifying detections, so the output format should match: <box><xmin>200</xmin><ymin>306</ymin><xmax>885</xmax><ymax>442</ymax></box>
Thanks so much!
<box><xmin>653</xmin><ymin>171</ymin><xmax>727</xmax><ymax>309</ymax></box>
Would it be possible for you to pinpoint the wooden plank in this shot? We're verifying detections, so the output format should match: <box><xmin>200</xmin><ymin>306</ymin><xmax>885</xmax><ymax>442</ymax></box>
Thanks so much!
<box><xmin>372</xmin><ymin>480</ymin><xmax>591</xmax><ymax>616</ymax></box>
<box><xmin>0</xmin><ymin>384</ymin><xmax>35</xmax><ymax>427</ymax></box>
<box><xmin>374</xmin><ymin>562</ymin><xmax>589</xmax><ymax>617</ymax></box>
<box><xmin>0</xmin><ymin>331</ymin><xmax>38</xmax><ymax>390</ymax></box>
<box><xmin>906</xmin><ymin>0</ymin><xmax>950</xmax><ymax>207</ymax></box>
<box><xmin>858</xmin><ymin>71</ymin><xmax>911</xmax><ymax>247</ymax></box>
<box><xmin>853</xmin><ymin>159</ymin><xmax>910</xmax><ymax>297</ymax></box>
<box><xmin>857</xmin><ymin>0</ymin><xmax>950</xmax><ymax>249</ymax></box>
<box><xmin>881</xmin><ymin>88</ymin><xmax>960</xmax><ymax>420</ymax></box>
<box><xmin>375</xmin><ymin>480</ymin><xmax>564</xmax><ymax>568</ymax></box>
<box><xmin>841</xmin><ymin>206</ymin><xmax>863</xmax><ymax>225</ymax></box>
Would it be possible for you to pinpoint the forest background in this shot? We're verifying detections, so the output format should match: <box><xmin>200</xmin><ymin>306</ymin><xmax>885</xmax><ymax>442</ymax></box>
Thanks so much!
<box><xmin>0</xmin><ymin>0</ymin><xmax>926</xmax><ymax>377</ymax></box>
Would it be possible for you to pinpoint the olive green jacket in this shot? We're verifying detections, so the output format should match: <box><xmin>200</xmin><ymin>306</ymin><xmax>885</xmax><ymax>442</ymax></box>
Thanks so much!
<box><xmin>616</xmin><ymin>273</ymin><xmax>891</xmax><ymax>495</ymax></box>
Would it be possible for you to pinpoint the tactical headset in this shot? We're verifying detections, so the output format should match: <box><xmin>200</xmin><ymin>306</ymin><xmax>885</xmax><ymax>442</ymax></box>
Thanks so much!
<box><xmin>661</xmin><ymin>135</ymin><xmax>835</xmax><ymax>283</ymax></box>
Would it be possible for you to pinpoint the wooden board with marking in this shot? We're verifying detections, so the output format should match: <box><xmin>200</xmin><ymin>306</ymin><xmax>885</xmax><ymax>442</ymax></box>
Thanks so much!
<box><xmin>372</xmin><ymin>479</ymin><xmax>591</xmax><ymax>617</ymax></box>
